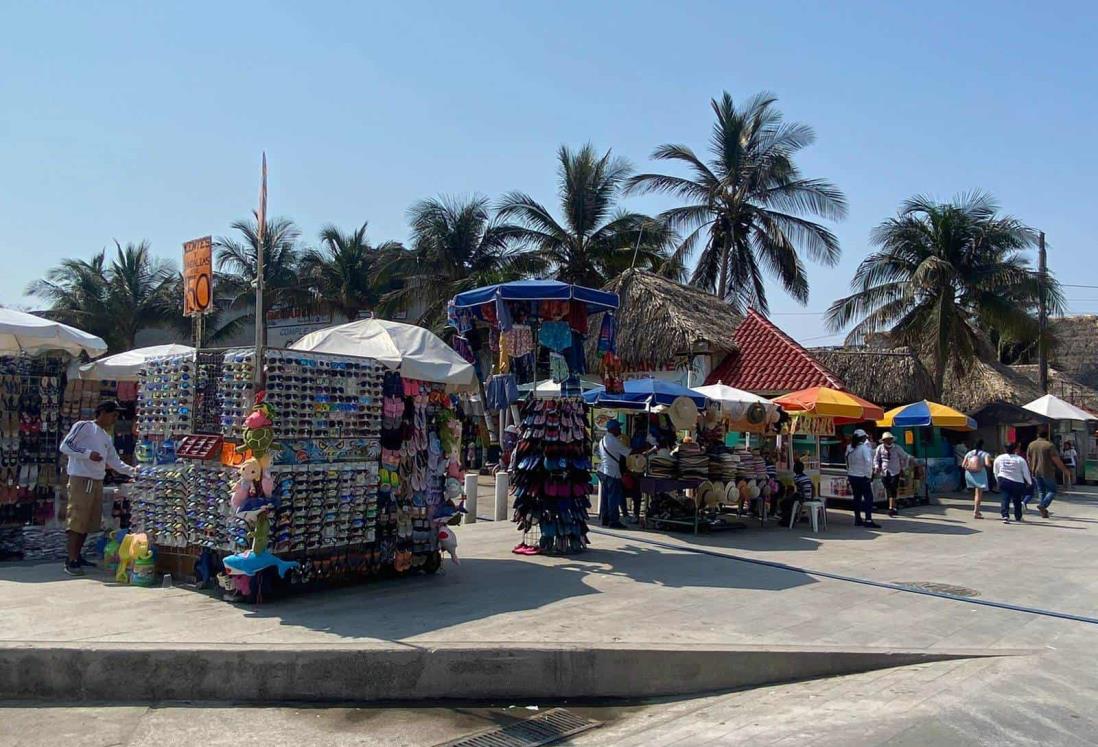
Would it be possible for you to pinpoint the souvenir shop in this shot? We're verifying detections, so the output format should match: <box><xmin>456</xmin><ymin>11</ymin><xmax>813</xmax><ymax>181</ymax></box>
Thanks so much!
<box><xmin>586</xmin><ymin>379</ymin><xmax>796</xmax><ymax>532</ymax></box>
<box><xmin>0</xmin><ymin>309</ymin><xmax>107</xmax><ymax>561</ymax></box>
<box><xmin>125</xmin><ymin>339</ymin><xmax>471</xmax><ymax>600</ymax></box>
<box><xmin>447</xmin><ymin>280</ymin><xmax>619</xmax><ymax>555</ymax></box>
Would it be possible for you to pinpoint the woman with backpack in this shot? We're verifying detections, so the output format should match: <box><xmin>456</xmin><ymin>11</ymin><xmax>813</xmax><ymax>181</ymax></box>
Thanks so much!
<box><xmin>962</xmin><ymin>439</ymin><xmax>993</xmax><ymax>519</ymax></box>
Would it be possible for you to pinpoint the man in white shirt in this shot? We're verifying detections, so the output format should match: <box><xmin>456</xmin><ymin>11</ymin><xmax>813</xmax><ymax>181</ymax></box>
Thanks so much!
<box><xmin>59</xmin><ymin>401</ymin><xmax>136</xmax><ymax>576</ymax></box>
<box><xmin>597</xmin><ymin>419</ymin><xmax>631</xmax><ymax>529</ymax></box>
<box><xmin>846</xmin><ymin>428</ymin><xmax>878</xmax><ymax>528</ymax></box>
<box><xmin>874</xmin><ymin>432</ymin><xmax>910</xmax><ymax>518</ymax></box>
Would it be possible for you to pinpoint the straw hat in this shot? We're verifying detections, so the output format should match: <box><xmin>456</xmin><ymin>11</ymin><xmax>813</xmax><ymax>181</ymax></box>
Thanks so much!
<box><xmin>669</xmin><ymin>396</ymin><xmax>698</xmax><ymax>430</ymax></box>
<box><xmin>626</xmin><ymin>453</ymin><xmax>648</xmax><ymax>474</ymax></box>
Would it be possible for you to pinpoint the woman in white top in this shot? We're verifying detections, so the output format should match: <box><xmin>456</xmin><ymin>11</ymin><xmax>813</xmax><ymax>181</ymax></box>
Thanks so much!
<box><xmin>962</xmin><ymin>439</ymin><xmax>992</xmax><ymax>519</ymax></box>
<box><xmin>993</xmin><ymin>442</ymin><xmax>1033</xmax><ymax>524</ymax></box>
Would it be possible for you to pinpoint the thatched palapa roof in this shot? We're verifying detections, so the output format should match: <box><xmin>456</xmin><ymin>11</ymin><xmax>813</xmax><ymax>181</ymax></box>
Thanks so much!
<box><xmin>1011</xmin><ymin>364</ymin><xmax>1098</xmax><ymax>414</ymax></box>
<box><xmin>937</xmin><ymin>357</ymin><xmax>1043</xmax><ymax>416</ymax></box>
<box><xmin>594</xmin><ymin>269</ymin><xmax>741</xmax><ymax>370</ymax></box>
<box><xmin>810</xmin><ymin>347</ymin><xmax>935</xmax><ymax>408</ymax></box>
<box><xmin>1049</xmin><ymin>315</ymin><xmax>1098</xmax><ymax>389</ymax></box>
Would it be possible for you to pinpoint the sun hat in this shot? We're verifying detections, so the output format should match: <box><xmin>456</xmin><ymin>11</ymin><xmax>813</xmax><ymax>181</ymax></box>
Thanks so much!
<box><xmin>853</xmin><ymin>428</ymin><xmax>868</xmax><ymax>438</ymax></box>
<box><xmin>668</xmin><ymin>396</ymin><xmax>698</xmax><ymax>431</ymax></box>
<box><xmin>881</xmin><ymin>432</ymin><xmax>895</xmax><ymax>441</ymax></box>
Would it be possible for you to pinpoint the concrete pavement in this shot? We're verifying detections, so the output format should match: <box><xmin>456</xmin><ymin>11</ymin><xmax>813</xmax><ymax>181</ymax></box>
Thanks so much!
<box><xmin>3</xmin><ymin>484</ymin><xmax>1098</xmax><ymax>743</ymax></box>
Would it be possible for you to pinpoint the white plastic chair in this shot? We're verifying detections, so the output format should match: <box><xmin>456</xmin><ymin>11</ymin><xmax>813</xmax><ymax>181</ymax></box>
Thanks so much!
<box><xmin>789</xmin><ymin>497</ymin><xmax>827</xmax><ymax>533</ymax></box>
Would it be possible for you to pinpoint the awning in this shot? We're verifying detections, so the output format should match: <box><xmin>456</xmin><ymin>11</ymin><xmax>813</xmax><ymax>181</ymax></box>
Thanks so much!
<box><xmin>290</xmin><ymin>318</ymin><xmax>477</xmax><ymax>391</ymax></box>
<box><xmin>0</xmin><ymin>308</ymin><xmax>107</xmax><ymax>358</ymax></box>
<box><xmin>878</xmin><ymin>400</ymin><xmax>977</xmax><ymax>431</ymax></box>
<box><xmin>79</xmin><ymin>344</ymin><xmax>195</xmax><ymax>381</ymax></box>
<box><xmin>1023</xmin><ymin>394</ymin><xmax>1098</xmax><ymax>422</ymax></box>
<box><xmin>583</xmin><ymin>377</ymin><xmax>708</xmax><ymax>410</ymax></box>
<box><xmin>772</xmin><ymin>386</ymin><xmax>884</xmax><ymax>422</ymax></box>
<box><xmin>451</xmin><ymin>279</ymin><xmax>619</xmax><ymax>313</ymax></box>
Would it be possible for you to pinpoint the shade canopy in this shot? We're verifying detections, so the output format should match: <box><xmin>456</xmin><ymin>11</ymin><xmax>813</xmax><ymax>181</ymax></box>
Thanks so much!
<box><xmin>583</xmin><ymin>377</ymin><xmax>708</xmax><ymax>410</ymax></box>
<box><xmin>0</xmin><ymin>308</ymin><xmax>107</xmax><ymax>358</ymax></box>
<box><xmin>1023</xmin><ymin>394</ymin><xmax>1098</xmax><ymax>422</ymax></box>
<box><xmin>691</xmin><ymin>382</ymin><xmax>777</xmax><ymax>419</ymax></box>
<box><xmin>79</xmin><ymin>344</ymin><xmax>195</xmax><ymax>381</ymax></box>
<box><xmin>772</xmin><ymin>386</ymin><xmax>884</xmax><ymax>422</ymax></box>
<box><xmin>518</xmin><ymin>376</ymin><xmax>602</xmax><ymax>398</ymax></box>
<box><xmin>451</xmin><ymin>279</ymin><xmax>619</xmax><ymax>313</ymax></box>
<box><xmin>290</xmin><ymin>318</ymin><xmax>476</xmax><ymax>391</ymax></box>
<box><xmin>878</xmin><ymin>399</ymin><xmax>977</xmax><ymax>430</ymax></box>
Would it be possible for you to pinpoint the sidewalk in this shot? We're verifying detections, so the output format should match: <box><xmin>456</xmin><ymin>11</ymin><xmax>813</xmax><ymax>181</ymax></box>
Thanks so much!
<box><xmin>3</xmin><ymin>486</ymin><xmax>1098</xmax><ymax>742</ymax></box>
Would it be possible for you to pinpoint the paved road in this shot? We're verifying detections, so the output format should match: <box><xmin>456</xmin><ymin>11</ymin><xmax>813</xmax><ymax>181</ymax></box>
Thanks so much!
<box><xmin>3</xmin><ymin>485</ymin><xmax>1097</xmax><ymax>745</ymax></box>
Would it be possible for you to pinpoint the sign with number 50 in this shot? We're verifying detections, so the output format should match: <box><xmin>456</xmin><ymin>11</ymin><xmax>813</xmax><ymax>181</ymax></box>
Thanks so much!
<box><xmin>182</xmin><ymin>236</ymin><xmax>213</xmax><ymax>317</ymax></box>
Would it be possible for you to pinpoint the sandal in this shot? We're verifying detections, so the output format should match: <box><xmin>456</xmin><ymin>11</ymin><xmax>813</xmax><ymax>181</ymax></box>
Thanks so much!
<box><xmin>974</xmin><ymin>512</ymin><xmax>983</xmax><ymax>519</ymax></box>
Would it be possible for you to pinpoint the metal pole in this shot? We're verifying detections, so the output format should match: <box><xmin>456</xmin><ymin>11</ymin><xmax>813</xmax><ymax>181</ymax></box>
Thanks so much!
<box><xmin>1038</xmin><ymin>231</ymin><xmax>1048</xmax><ymax>394</ymax></box>
<box><xmin>255</xmin><ymin>154</ymin><xmax>268</xmax><ymax>389</ymax></box>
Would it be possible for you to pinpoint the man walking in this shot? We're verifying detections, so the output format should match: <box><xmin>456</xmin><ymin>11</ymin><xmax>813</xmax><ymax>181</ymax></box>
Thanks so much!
<box><xmin>597</xmin><ymin>419</ymin><xmax>631</xmax><ymax>529</ymax></box>
<box><xmin>59</xmin><ymin>401</ymin><xmax>136</xmax><ymax>575</ymax></box>
<box><xmin>1026</xmin><ymin>428</ymin><xmax>1067</xmax><ymax>519</ymax></box>
<box><xmin>846</xmin><ymin>428</ymin><xmax>878</xmax><ymax>528</ymax></box>
<box><xmin>874</xmin><ymin>432</ymin><xmax>910</xmax><ymax>518</ymax></box>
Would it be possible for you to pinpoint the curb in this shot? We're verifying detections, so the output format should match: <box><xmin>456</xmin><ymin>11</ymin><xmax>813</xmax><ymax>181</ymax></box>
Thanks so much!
<box><xmin>0</xmin><ymin>642</ymin><xmax>1024</xmax><ymax>702</ymax></box>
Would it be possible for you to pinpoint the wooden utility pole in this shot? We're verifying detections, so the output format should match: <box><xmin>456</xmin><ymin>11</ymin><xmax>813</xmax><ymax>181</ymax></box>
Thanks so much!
<box><xmin>1038</xmin><ymin>231</ymin><xmax>1048</xmax><ymax>393</ymax></box>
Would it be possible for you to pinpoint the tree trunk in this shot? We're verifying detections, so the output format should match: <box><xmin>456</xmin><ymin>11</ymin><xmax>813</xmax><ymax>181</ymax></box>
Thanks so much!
<box><xmin>716</xmin><ymin>235</ymin><xmax>730</xmax><ymax>300</ymax></box>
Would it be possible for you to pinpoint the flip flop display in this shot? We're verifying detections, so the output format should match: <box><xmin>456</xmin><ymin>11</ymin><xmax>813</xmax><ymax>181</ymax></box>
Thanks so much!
<box><xmin>510</xmin><ymin>396</ymin><xmax>591</xmax><ymax>555</ymax></box>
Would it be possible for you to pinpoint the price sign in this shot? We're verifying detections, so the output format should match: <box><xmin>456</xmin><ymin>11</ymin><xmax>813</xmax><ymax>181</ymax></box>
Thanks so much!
<box><xmin>183</xmin><ymin>236</ymin><xmax>213</xmax><ymax>316</ymax></box>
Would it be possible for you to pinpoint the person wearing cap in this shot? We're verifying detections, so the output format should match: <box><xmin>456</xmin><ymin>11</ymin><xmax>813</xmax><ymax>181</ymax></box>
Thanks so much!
<box><xmin>597</xmin><ymin>419</ymin><xmax>631</xmax><ymax>529</ymax></box>
<box><xmin>59</xmin><ymin>400</ymin><xmax>136</xmax><ymax>576</ymax></box>
<box><xmin>874</xmin><ymin>432</ymin><xmax>911</xmax><ymax>518</ymax></box>
<box><xmin>846</xmin><ymin>428</ymin><xmax>878</xmax><ymax>528</ymax></box>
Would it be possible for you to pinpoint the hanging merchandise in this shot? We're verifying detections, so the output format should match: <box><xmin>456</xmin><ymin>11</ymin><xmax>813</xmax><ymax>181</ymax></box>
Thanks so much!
<box><xmin>597</xmin><ymin>314</ymin><xmax>617</xmax><ymax>355</ymax></box>
<box><xmin>510</xmin><ymin>397</ymin><xmax>592</xmax><ymax>555</ymax></box>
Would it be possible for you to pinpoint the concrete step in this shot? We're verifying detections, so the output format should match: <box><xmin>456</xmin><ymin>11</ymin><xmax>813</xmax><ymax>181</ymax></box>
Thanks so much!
<box><xmin>0</xmin><ymin>641</ymin><xmax>1020</xmax><ymax>703</ymax></box>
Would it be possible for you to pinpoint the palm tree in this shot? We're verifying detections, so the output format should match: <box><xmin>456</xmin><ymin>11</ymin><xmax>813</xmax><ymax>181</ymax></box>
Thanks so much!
<box><xmin>29</xmin><ymin>241</ymin><xmax>177</xmax><ymax>351</ymax></box>
<box><xmin>215</xmin><ymin>215</ymin><xmax>305</xmax><ymax>324</ymax></box>
<box><xmin>298</xmin><ymin>222</ymin><xmax>402</xmax><ymax>322</ymax></box>
<box><xmin>627</xmin><ymin>91</ymin><xmax>847</xmax><ymax>312</ymax></box>
<box><xmin>497</xmin><ymin>144</ymin><xmax>675</xmax><ymax>288</ymax></box>
<box><xmin>379</xmin><ymin>195</ymin><xmax>535</xmax><ymax>327</ymax></box>
<box><xmin>825</xmin><ymin>192</ymin><xmax>1064</xmax><ymax>396</ymax></box>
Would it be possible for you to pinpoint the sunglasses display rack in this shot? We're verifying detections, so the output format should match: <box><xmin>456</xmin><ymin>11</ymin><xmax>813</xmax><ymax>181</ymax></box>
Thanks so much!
<box><xmin>510</xmin><ymin>396</ymin><xmax>593</xmax><ymax>556</ymax></box>
<box><xmin>136</xmin><ymin>353</ymin><xmax>196</xmax><ymax>438</ymax></box>
<box><xmin>0</xmin><ymin>355</ymin><xmax>68</xmax><ymax>561</ymax></box>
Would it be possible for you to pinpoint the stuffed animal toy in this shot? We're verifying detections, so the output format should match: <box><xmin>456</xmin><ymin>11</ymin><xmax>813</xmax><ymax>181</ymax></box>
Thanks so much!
<box><xmin>436</xmin><ymin>521</ymin><xmax>459</xmax><ymax>564</ymax></box>
<box><xmin>237</xmin><ymin>393</ymin><xmax>276</xmax><ymax>460</ymax></box>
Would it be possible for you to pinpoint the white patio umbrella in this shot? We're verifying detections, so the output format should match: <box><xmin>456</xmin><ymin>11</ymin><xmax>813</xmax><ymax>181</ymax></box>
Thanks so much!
<box><xmin>1023</xmin><ymin>394</ymin><xmax>1097</xmax><ymax>422</ymax></box>
<box><xmin>79</xmin><ymin>344</ymin><xmax>195</xmax><ymax>381</ymax></box>
<box><xmin>0</xmin><ymin>308</ymin><xmax>107</xmax><ymax>358</ymax></box>
<box><xmin>290</xmin><ymin>318</ymin><xmax>477</xmax><ymax>391</ymax></box>
<box><xmin>690</xmin><ymin>382</ymin><xmax>778</xmax><ymax>421</ymax></box>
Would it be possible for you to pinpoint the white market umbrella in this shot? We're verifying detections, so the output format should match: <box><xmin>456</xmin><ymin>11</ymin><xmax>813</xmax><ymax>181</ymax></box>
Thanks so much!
<box><xmin>79</xmin><ymin>344</ymin><xmax>194</xmax><ymax>381</ymax></box>
<box><xmin>291</xmin><ymin>318</ymin><xmax>477</xmax><ymax>391</ymax></box>
<box><xmin>691</xmin><ymin>382</ymin><xmax>777</xmax><ymax>421</ymax></box>
<box><xmin>0</xmin><ymin>308</ymin><xmax>107</xmax><ymax>358</ymax></box>
<box><xmin>1023</xmin><ymin>393</ymin><xmax>1098</xmax><ymax>422</ymax></box>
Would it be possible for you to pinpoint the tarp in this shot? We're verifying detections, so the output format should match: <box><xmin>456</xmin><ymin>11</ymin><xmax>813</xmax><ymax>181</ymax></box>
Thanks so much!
<box><xmin>451</xmin><ymin>279</ymin><xmax>619</xmax><ymax>312</ymax></box>
<box><xmin>0</xmin><ymin>308</ymin><xmax>107</xmax><ymax>358</ymax></box>
<box><xmin>584</xmin><ymin>377</ymin><xmax>709</xmax><ymax>410</ymax></box>
<box><xmin>518</xmin><ymin>376</ymin><xmax>602</xmax><ymax>399</ymax></box>
<box><xmin>877</xmin><ymin>399</ymin><xmax>976</xmax><ymax>431</ymax></box>
<box><xmin>79</xmin><ymin>344</ymin><xmax>195</xmax><ymax>381</ymax></box>
<box><xmin>690</xmin><ymin>383</ymin><xmax>777</xmax><ymax>419</ymax></box>
<box><xmin>1023</xmin><ymin>394</ymin><xmax>1098</xmax><ymax>422</ymax></box>
<box><xmin>290</xmin><ymin>318</ymin><xmax>477</xmax><ymax>391</ymax></box>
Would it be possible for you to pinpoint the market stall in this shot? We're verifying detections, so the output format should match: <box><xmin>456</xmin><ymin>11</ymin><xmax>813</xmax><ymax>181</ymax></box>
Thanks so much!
<box><xmin>448</xmin><ymin>280</ymin><xmax>618</xmax><ymax>555</ymax></box>
<box><xmin>772</xmin><ymin>386</ymin><xmax>885</xmax><ymax>505</ymax></box>
<box><xmin>0</xmin><ymin>310</ymin><xmax>107</xmax><ymax>561</ymax></box>
<box><xmin>126</xmin><ymin>333</ymin><xmax>472</xmax><ymax>600</ymax></box>
<box><xmin>877</xmin><ymin>400</ymin><xmax>975</xmax><ymax>503</ymax></box>
<box><xmin>1022</xmin><ymin>394</ymin><xmax>1097</xmax><ymax>483</ymax></box>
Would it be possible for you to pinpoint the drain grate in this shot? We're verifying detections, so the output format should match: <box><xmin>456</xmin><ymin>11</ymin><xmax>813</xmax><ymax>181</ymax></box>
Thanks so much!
<box><xmin>895</xmin><ymin>581</ymin><xmax>980</xmax><ymax>598</ymax></box>
<box><xmin>436</xmin><ymin>708</ymin><xmax>600</xmax><ymax>747</ymax></box>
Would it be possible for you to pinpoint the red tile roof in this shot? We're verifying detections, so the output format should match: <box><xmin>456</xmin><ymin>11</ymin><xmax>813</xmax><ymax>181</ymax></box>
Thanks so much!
<box><xmin>706</xmin><ymin>309</ymin><xmax>846</xmax><ymax>395</ymax></box>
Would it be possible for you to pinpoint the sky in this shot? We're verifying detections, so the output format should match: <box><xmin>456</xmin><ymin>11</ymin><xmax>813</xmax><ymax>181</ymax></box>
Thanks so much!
<box><xmin>2</xmin><ymin>1</ymin><xmax>1096</xmax><ymax>345</ymax></box>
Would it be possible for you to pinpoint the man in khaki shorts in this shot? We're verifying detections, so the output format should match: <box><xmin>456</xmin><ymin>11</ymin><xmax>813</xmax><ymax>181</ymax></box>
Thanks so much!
<box><xmin>59</xmin><ymin>400</ymin><xmax>136</xmax><ymax>576</ymax></box>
